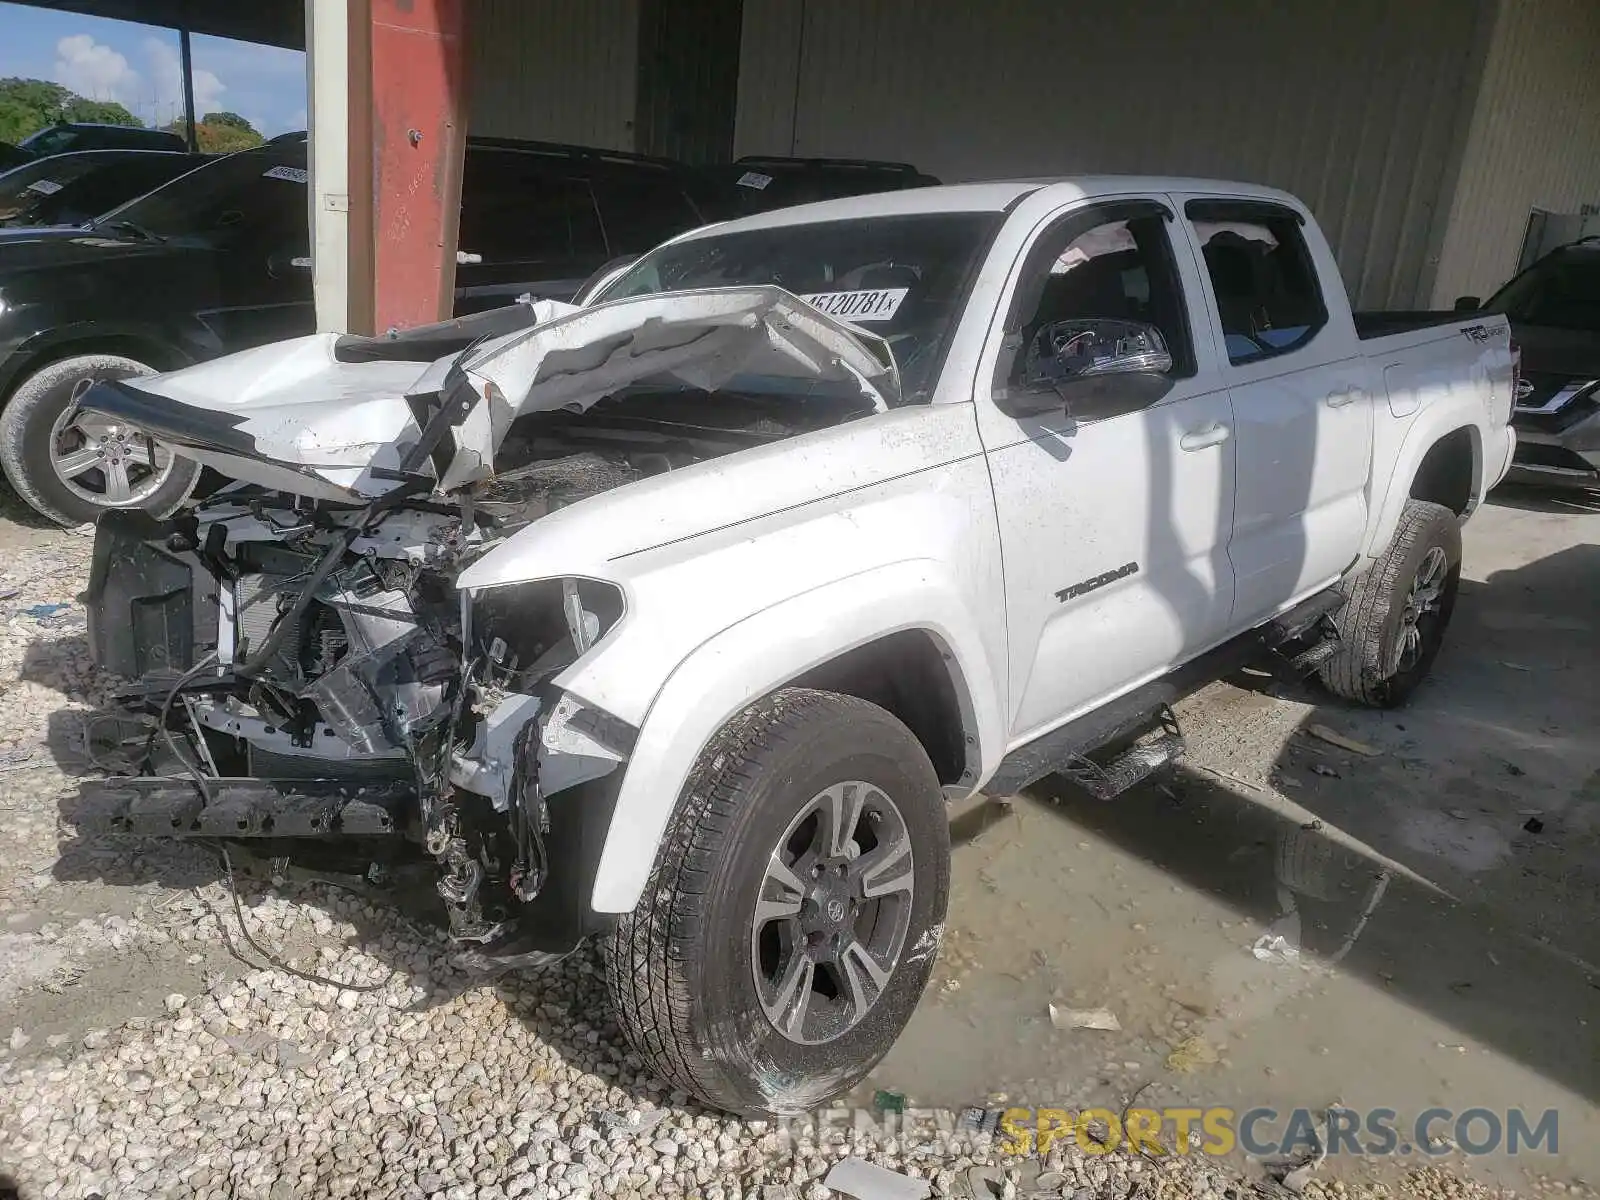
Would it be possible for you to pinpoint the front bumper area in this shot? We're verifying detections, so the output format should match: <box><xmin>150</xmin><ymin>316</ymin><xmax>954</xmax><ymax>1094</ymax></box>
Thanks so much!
<box><xmin>1508</xmin><ymin>389</ymin><xmax>1600</xmax><ymax>489</ymax></box>
<box><xmin>77</xmin><ymin>510</ymin><xmax>621</xmax><ymax>956</ymax></box>
<box><xmin>77</xmin><ymin>775</ymin><xmax>411</xmax><ymax>839</ymax></box>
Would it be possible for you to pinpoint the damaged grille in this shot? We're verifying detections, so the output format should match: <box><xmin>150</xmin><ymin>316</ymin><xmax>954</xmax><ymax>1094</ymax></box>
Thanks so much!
<box><xmin>235</xmin><ymin>575</ymin><xmax>351</xmax><ymax>683</ymax></box>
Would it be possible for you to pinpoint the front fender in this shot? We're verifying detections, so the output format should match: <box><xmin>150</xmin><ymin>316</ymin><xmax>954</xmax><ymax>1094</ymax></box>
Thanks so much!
<box><xmin>586</xmin><ymin>558</ymin><xmax>1005</xmax><ymax>914</ymax></box>
<box><xmin>0</xmin><ymin>318</ymin><xmax>209</xmax><ymax>399</ymax></box>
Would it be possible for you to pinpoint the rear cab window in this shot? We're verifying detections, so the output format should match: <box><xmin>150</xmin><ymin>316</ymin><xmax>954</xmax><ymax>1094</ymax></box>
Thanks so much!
<box><xmin>459</xmin><ymin>151</ymin><xmax>605</xmax><ymax>265</ymax></box>
<box><xmin>1186</xmin><ymin>200</ymin><xmax>1328</xmax><ymax>365</ymax></box>
<box><xmin>590</xmin><ymin>172</ymin><xmax>702</xmax><ymax>255</ymax></box>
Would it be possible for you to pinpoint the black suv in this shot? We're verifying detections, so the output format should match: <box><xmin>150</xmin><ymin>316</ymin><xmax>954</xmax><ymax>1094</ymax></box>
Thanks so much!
<box><xmin>1467</xmin><ymin>239</ymin><xmax>1600</xmax><ymax>490</ymax></box>
<box><xmin>696</xmin><ymin>155</ymin><xmax>939</xmax><ymax>220</ymax></box>
<box><xmin>16</xmin><ymin>122</ymin><xmax>189</xmax><ymax>158</ymax></box>
<box><xmin>0</xmin><ymin>136</ymin><xmax>708</xmax><ymax>524</ymax></box>
<box><xmin>0</xmin><ymin>150</ymin><xmax>206</xmax><ymax>229</ymax></box>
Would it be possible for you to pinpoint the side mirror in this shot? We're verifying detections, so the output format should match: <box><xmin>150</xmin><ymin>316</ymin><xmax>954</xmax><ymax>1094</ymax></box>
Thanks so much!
<box><xmin>1453</xmin><ymin>295</ymin><xmax>1481</xmax><ymax>312</ymax></box>
<box><xmin>998</xmin><ymin>319</ymin><xmax>1174</xmax><ymax>418</ymax></box>
<box><xmin>1024</xmin><ymin>318</ymin><xmax>1172</xmax><ymax>387</ymax></box>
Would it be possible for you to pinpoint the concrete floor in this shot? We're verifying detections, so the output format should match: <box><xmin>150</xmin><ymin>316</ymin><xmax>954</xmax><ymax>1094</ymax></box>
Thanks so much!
<box><xmin>858</xmin><ymin>485</ymin><xmax>1600</xmax><ymax>1194</ymax></box>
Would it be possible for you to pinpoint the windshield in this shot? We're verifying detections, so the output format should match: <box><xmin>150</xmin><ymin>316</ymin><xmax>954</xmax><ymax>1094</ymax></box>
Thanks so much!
<box><xmin>1485</xmin><ymin>251</ymin><xmax>1600</xmax><ymax>332</ymax></box>
<box><xmin>19</xmin><ymin>127</ymin><xmax>79</xmax><ymax>156</ymax></box>
<box><xmin>0</xmin><ymin>154</ymin><xmax>200</xmax><ymax>228</ymax></box>
<box><xmin>94</xmin><ymin>145</ymin><xmax>306</xmax><ymax>240</ymax></box>
<box><xmin>597</xmin><ymin>212</ymin><xmax>1000</xmax><ymax>400</ymax></box>
<box><xmin>0</xmin><ymin>155</ymin><xmax>107</xmax><ymax>224</ymax></box>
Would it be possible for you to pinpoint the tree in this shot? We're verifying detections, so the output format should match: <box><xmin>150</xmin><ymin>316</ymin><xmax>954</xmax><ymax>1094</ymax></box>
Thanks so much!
<box><xmin>165</xmin><ymin>112</ymin><xmax>265</xmax><ymax>154</ymax></box>
<box><xmin>64</xmin><ymin>97</ymin><xmax>140</xmax><ymax>127</ymax></box>
<box><xmin>0</xmin><ymin>77</ymin><xmax>139</xmax><ymax>145</ymax></box>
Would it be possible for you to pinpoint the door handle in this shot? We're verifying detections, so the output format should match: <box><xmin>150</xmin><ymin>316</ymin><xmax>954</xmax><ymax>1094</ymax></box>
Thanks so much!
<box><xmin>1179</xmin><ymin>422</ymin><xmax>1231</xmax><ymax>451</ymax></box>
<box><xmin>1325</xmin><ymin>387</ymin><xmax>1359</xmax><ymax>408</ymax></box>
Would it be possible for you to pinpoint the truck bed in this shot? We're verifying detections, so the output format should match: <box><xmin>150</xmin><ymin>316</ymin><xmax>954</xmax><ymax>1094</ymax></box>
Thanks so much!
<box><xmin>1353</xmin><ymin>309</ymin><xmax>1475</xmax><ymax>339</ymax></box>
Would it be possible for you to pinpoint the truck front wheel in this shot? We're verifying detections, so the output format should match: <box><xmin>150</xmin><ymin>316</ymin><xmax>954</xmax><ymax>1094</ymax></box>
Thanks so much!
<box><xmin>1320</xmin><ymin>499</ymin><xmax>1462</xmax><ymax>707</ymax></box>
<box><xmin>603</xmin><ymin>687</ymin><xmax>950</xmax><ymax>1117</ymax></box>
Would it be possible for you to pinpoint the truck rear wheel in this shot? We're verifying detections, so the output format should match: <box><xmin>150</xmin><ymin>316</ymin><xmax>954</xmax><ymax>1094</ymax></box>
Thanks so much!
<box><xmin>1319</xmin><ymin>499</ymin><xmax>1461</xmax><ymax>708</ymax></box>
<box><xmin>603</xmin><ymin>687</ymin><xmax>949</xmax><ymax>1117</ymax></box>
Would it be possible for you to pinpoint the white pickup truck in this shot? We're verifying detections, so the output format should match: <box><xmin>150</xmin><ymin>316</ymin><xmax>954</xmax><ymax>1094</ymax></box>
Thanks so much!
<box><xmin>75</xmin><ymin>177</ymin><xmax>1515</xmax><ymax>1116</ymax></box>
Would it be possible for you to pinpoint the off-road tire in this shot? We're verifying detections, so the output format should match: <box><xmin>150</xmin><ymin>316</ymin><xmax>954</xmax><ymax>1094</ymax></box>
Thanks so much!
<box><xmin>0</xmin><ymin>354</ymin><xmax>200</xmax><ymax>525</ymax></box>
<box><xmin>1319</xmin><ymin>499</ymin><xmax>1461</xmax><ymax>708</ymax></box>
<box><xmin>603</xmin><ymin>687</ymin><xmax>950</xmax><ymax>1117</ymax></box>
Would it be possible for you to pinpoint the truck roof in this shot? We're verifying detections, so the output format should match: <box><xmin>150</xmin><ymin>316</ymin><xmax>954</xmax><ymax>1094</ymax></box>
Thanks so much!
<box><xmin>687</xmin><ymin>176</ymin><xmax>1304</xmax><ymax>236</ymax></box>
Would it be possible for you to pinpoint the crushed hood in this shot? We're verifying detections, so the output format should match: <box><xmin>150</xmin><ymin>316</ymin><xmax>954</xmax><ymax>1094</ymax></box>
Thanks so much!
<box><xmin>79</xmin><ymin>286</ymin><xmax>900</xmax><ymax>501</ymax></box>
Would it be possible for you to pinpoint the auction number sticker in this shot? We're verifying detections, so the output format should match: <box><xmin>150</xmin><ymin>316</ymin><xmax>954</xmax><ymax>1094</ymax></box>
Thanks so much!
<box><xmin>800</xmin><ymin>287</ymin><xmax>908</xmax><ymax>323</ymax></box>
<box><xmin>262</xmin><ymin>165</ymin><xmax>309</xmax><ymax>184</ymax></box>
<box><xmin>26</xmin><ymin>179</ymin><xmax>63</xmax><ymax>195</ymax></box>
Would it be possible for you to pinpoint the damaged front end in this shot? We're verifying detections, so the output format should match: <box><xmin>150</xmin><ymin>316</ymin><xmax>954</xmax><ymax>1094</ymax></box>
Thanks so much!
<box><xmin>81</xmin><ymin>486</ymin><xmax>633</xmax><ymax>951</ymax></box>
<box><xmin>72</xmin><ymin>286</ymin><xmax>899</xmax><ymax>953</ymax></box>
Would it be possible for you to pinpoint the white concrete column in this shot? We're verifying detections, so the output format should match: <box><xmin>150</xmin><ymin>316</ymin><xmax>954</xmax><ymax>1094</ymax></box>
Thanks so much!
<box><xmin>306</xmin><ymin>0</ymin><xmax>353</xmax><ymax>332</ymax></box>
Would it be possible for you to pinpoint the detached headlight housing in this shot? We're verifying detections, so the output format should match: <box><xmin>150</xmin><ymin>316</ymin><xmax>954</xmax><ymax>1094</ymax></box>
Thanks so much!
<box><xmin>470</xmin><ymin>577</ymin><xmax>624</xmax><ymax>688</ymax></box>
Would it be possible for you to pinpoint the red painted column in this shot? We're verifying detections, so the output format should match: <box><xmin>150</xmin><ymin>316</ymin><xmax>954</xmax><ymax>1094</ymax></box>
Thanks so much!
<box><xmin>366</xmin><ymin>0</ymin><xmax>467</xmax><ymax>332</ymax></box>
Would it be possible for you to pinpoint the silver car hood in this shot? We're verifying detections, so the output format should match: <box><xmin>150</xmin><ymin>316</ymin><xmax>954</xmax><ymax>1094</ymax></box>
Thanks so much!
<box><xmin>96</xmin><ymin>287</ymin><xmax>900</xmax><ymax>501</ymax></box>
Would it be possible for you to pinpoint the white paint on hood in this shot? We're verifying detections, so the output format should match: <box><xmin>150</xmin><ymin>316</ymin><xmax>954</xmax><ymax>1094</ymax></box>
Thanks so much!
<box><xmin>112</xmin><ymin>287</ymin><xmax>900</xmax><ymax>500</ymax></box>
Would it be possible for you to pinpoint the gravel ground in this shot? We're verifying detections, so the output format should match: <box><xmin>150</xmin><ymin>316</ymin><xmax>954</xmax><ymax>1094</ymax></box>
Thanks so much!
<box><xmin>0</xmin><ymin>514</ymin><xmax>1556</xmax><ymax>1200</ymax></box>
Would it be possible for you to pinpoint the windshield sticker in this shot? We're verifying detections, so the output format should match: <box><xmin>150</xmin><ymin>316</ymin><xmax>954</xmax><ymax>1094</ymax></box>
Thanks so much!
<box><xmin>800</xmin><ymin>287</ymin><xmax>908</xmax><ymax>323</ymax></box>
<box><xmin>736</xmin><ymin>170</ymin><xmax>774</xmax><ymax>190</ymax></box>
<box><xmin>262</xmin><ymin>165</ymin><xmax>309</xmax><ymax>184</ymax></box>
<box><xmin>25</xmin><ymin>179</ymin><xmax>64</xmax><ymax>196</ymax></box>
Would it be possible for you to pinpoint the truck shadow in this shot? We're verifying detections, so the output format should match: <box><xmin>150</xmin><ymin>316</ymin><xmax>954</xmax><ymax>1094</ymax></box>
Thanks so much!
<box><xmin>1485</xmin><ymin>482</ymin><xmax>1600</xmax><ymax>515</ymax></box>
<box><xmin>1024</xmin><ymin>537</ymin><xmax>1600</xmax><ymax>1106</ymax></box>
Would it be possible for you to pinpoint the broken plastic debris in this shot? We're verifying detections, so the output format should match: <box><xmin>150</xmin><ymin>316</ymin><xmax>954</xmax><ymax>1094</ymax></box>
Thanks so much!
<box><xmin>598</xmin><ymin>1106</ymin><xmax>667</xmax><ymax>1135</ymax></box>
<box><xmin>1310</xmin><ymin>763</ymin><xmax>1341</xmax><ymax>778</ymax></box>
<box><xmin>1165</xmin><ymin>1034</ymin><xmax>1221</xmax><ymax>1073</ymax></box>
<box><xmin>1306</xmin><ymin>724</ymin><xmax>1380</xmax><ymax>756</ymax></box>
<box><xmin>1048</xmin><ymin>1004</ymin><xmax>1122</xmax><ymax>1032</ymax></box>
<box><xmin>963</xmin><ymin>1165</ymin><xmax>1005</xmax><ymax>1199</ymax></box>
<box><xmin>872</xmin><ymin>1089</ymin><xmax>905</xmax><ymax>1113</ymax></box>
<box><xmin>24</xmin><ymin>602</ymin><xmax>70</xmax><ymax>621</ymax></box>
<box><xmin>822</xmin><ymin>1156</ymin><xmax>931</xmax><ymax>1200</ymax></box>
<box><xmin>1251</xmin><ymin>933</ymin><xmax>1301</xmax><ymax>965</ymax></box>
<box><xmin>1523</xmin><ymin>816</ymin><xmax>1545</xmax><ymax>834</ymax></box>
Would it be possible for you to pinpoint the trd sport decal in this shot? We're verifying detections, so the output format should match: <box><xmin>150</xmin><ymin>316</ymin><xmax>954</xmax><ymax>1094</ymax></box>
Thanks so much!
<box><xmin>1055</xmin><ymin>561</ymin><xmax>1139</xmax><ymax>602</ymax></box>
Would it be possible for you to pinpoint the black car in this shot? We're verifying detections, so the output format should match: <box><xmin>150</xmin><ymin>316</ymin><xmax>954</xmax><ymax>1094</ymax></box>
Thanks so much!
<box><xmin>17</xmin><ymin>122</ymin><xmax>189</xmax><ymax>158</ymax></box>
<box><xmin>0</xmin><ymin>136</ymin><xmax>708</xmax><ymax>524</ymax></box>
<box><xmin>1467</xmin><ymin>239</ymin><xmax>1600</xmax><ymax>489</ymax></box>
<box><xmin>0</xmin><ymin>150</ymin><xmax>206</xmax><ymax>228</ymax></box>
<box><xmin>696</xmin><ymin>155</ymin><xmax>940</xmax><ymax>220</ymax></box>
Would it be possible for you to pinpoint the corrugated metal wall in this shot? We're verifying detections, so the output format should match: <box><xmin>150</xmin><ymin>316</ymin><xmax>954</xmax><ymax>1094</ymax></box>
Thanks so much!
<box><xmin>1430</xmin><ymin>0</ymin><xmax>1600</xmax><ymax>306</ymax></box>
<box><xmin>467</xmin><ymin>0</ymin><xmax>640</xmax><ymax>150</ymax></box>
<box><xmin>735</xmin><ymin>0</ymin><xmax>1495</xmax><ymax>309</ymax></box>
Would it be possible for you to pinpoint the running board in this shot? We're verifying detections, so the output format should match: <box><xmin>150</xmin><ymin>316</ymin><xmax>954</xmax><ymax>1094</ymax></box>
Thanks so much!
<box><xmin>986</xmin><ymin>587</ymin><xmax>1344</xmax><ymax>796</ymax></box>
<box><xmin>1056</xmin><ymin>709</ymin><xmax>1185</xmax><ymax>801</ymax></box>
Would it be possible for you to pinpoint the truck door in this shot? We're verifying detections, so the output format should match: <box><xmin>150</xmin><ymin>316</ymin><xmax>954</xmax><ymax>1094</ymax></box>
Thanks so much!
<box><xmin>973</xmin><ymin>198</ymin><xmax>1238</xmax><ymax>743</ymax></box>
<box><xmin>1177</xmin><ymin>197</ymin><xmax>1373</xmax><ymax>623</ymax></box>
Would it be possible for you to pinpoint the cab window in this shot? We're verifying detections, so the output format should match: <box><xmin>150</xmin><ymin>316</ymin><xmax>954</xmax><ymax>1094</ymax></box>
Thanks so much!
<box><xmin>1187</xmin><ymin>201</ymin><xmax>1327</xmax><ymax>365</ymax></box>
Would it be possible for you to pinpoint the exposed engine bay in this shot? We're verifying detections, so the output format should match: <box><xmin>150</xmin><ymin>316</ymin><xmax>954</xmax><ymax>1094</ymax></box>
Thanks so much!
<box><xmin>81</xmin><ymin>348</ymin><xmax>886</xmax><ymax>954</ymax></box>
